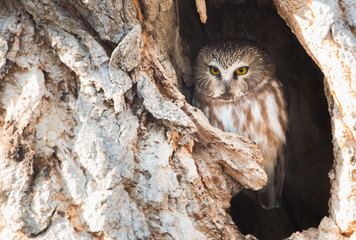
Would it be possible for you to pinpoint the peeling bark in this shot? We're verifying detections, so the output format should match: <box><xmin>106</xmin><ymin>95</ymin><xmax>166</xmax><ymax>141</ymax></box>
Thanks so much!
<box><xmin>195</xmin><ymin>0</ymin><xmax>207</xmax><ymax>23</ymax></box>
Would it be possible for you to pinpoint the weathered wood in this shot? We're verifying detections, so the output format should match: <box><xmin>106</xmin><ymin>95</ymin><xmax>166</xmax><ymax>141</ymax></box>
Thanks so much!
<box><xmin>274</xmin><ymin>0</ymin><xmax>356</xmax><ymax>237</ymax></box>
<box><xmin>0</xmin><ymin>0</ymin><xmax>264</xmax><ymax>239</ymax></box>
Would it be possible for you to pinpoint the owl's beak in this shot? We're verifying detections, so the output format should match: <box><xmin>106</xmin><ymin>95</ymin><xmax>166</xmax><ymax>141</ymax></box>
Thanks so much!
<box><xmin>220</xmin><ymin>81</ymin><xmax>233</xmax><ymax>99</ymax></box>
<box><xmin>223</xmin><ymin>81</ymin><xmax>231</xmax><ymax>93</ymax></box>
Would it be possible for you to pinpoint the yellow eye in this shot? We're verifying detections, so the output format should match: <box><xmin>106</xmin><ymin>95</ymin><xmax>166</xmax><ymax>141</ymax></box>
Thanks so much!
<box><xmin>236</xmin><ymin>67</ymin><xmax>248</xmax><ymax>75</ymax></box>
<box><xmin>210</xmin><ymin>66</ymin><xmax>220</xmax><ymax>75</ymax></box>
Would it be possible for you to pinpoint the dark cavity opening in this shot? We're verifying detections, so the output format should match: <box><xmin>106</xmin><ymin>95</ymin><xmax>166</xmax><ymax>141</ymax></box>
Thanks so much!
<box><xmin>177</xmin><ymin>1</ymin><xmax>333</xmax><ymax>239</ymax></box>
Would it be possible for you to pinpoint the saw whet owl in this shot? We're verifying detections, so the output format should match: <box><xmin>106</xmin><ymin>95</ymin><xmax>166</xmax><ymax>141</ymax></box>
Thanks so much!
<box><xmin>192</xmin><ymin>39</ymin><xmax>288</xmax><ymax>209</ymax></box>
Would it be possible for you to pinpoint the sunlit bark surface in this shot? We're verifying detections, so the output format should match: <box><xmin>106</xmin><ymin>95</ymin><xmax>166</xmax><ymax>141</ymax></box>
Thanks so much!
<box><xmin>274</xmin><ymin>0</ymin><xmax>356</xmax><ymax>238</ymax></box>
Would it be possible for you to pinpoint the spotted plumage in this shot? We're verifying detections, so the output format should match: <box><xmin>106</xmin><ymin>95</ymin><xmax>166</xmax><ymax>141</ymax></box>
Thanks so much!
<box><xmin>193</xmin><ymin>39</ymin><xmax>288</xmax><ymax>209</ymax></box>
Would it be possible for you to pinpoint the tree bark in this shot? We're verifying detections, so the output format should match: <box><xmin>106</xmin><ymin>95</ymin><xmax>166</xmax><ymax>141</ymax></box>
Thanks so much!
<box><xmin>0</xmin><ymin>0</ymin><xmax>354</xmax><ymax>239</ymax></box>
<box><xmin>274</xmin><ymin>0</ymin><xmax>356</xmax><ymax>238</ymax></box>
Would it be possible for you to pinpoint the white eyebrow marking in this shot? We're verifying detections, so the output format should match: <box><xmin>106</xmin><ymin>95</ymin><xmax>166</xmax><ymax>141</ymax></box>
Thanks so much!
<box><xmin>208</xmin><ymin>60</ymin><xmax>249</xmax><ymax>71</ymax></box>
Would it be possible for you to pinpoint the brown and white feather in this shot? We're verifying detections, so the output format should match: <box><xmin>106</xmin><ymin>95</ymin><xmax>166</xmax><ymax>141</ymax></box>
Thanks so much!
<box><xmin>193</xmin><ymin>39</ymin><xmax>288</xmax><ymax>209</ymax></box>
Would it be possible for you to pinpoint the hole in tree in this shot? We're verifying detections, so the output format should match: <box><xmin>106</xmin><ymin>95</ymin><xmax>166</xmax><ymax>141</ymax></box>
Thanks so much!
<box><xmin>176</xmin><ymin>1</ymin><xmax>334</xmax><ymax>239</ymax></box>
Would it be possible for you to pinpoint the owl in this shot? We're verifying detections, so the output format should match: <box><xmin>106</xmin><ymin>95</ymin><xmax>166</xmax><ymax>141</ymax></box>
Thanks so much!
<box><xmin>192</xmin><ymin>39</ymin><xmax>288</xmax><ymax>209</ymax></box>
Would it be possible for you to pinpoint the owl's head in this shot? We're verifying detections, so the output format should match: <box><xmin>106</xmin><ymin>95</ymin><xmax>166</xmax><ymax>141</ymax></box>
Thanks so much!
<box><xmin>193</xmin><ymin>39</ymin><xmax>275</xmax><ymax>99</ymax></box>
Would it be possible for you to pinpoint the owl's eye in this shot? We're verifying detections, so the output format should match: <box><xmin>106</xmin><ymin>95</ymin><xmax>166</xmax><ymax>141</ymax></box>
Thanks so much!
<box><xmin>210</xmin><ymin>66</ymin><xmax>220</xmax><ymax>75</ymax></box>
<box><xmin>236</xmin><ymin>67</ymin><xmax>248</xmax><ymax>75</ymax></box>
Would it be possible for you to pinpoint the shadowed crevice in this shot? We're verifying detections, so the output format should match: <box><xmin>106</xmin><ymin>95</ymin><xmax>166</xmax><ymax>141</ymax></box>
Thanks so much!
<box><xmin>177</xmin><ymin>1</ymin><xmax>333</xmax><ymax>239</ymax></box>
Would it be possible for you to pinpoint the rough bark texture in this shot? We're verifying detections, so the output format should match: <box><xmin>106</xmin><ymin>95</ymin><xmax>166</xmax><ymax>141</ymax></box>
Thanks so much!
<box><xmin>273</xmin><ymin>0</ymin><xmax>356</xmax><ymax>238</ymax></box>
<box><xmin>0</xmin><ymin>0</ymin><xmax>354</xmax><ymax>240</ymax></box>
<box><xmin>0</xmin><ymin>0</ymin><xmax>264</xmax><ymax>239</ymax></box>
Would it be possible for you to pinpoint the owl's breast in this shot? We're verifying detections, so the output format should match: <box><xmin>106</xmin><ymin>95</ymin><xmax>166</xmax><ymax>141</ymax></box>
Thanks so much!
<box><xmin>209</xmin><ymin>102</ymin><xmax>238</xmax><ymax>133</ymax></box>
<box><xmin>209</xmin><ymin>99</ymin><xmax>250</xmax><ymax>137</ymax></box>
<box><xmin>193</xmin><ymin>80</ymin><xmax>288</xmax><ymax>169</ymax></box>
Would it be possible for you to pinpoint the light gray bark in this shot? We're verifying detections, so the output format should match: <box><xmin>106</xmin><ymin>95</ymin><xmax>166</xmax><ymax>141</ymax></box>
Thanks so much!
<box><xmin>0</xmin><ymin>0</ymin><xmax>264</xmax><ymax>239</ymax></box>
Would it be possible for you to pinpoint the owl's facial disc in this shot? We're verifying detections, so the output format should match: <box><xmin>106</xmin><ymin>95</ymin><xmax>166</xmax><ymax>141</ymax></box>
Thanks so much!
<box><xmin>208</xmin><ymin>60</ymin><xmax>250</xmax><ymax>98</ymax></box>
<box><xmin>194</xmin><ymin>40</ymin><xmax>276</xmax><ymax>100</ymax></box>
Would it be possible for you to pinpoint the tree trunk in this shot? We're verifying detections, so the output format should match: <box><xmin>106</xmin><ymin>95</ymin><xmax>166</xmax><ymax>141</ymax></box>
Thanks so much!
<box><xmin>274</xmin><ymin>0</ymin><xmax>356</xmax><ymax>238</ymax></box>
<box><xmin>0</xmin><ymin>0</ymin><xmax>354</xmax><ymax>239</ymax></box>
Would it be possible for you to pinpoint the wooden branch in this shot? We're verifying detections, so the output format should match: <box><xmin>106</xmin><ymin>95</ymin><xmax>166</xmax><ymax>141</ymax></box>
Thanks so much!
<box><xmin>195</xmin><ymin>0</ymin><xmax>207</xmax><ymax>23</ymax></box>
